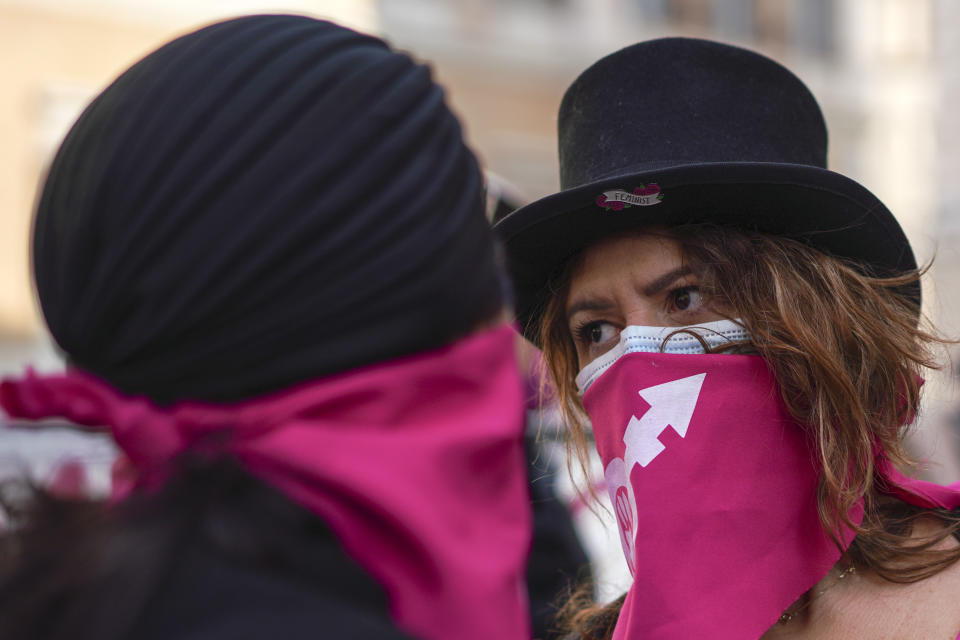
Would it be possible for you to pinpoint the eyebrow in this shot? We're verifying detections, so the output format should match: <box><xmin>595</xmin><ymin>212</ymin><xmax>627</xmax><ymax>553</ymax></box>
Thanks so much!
<box><xmin>566</xmin><ymin>297</ymin><xmax>615</xmax><ymax>321</ymax></box>
<box><xmin>642</xmin><ymin>266</ymin><xmax>692</xmax><ymax>296</ymax></box>
<box><xmin>565</xmin><ymin>266</ymin><xmax>693</xmax><ymax>321</ymax></box>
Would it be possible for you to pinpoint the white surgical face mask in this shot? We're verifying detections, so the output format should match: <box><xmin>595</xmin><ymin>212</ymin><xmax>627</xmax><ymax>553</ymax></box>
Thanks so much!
<box><xmin>576</xmin><ymin>318</ymin><xmax>750</xmax><ymax>393</ymax></box>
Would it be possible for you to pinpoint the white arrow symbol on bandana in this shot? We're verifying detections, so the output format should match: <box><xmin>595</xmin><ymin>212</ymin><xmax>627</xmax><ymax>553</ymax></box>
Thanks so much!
<box><xmin>623</xmin><ymin>373</ymin><xmax>707</xmax><ymax>469</ymax></box>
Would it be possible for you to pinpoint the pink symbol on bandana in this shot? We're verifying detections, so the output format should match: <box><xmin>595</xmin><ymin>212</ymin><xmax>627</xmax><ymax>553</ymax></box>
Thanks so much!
<box><xmin>613</xmin><ymin>485</ymin><xmax>635</xmax><ymax>565</ymax></box>
<box><xmin>605</xmin><ymin>457</ymin><xmax>637</xmax><ymax>576</ymax></box>
<box><xmin>603</xmin><ymin>373</ymin><xmax>706</xmax><ymax>575</ymax></box>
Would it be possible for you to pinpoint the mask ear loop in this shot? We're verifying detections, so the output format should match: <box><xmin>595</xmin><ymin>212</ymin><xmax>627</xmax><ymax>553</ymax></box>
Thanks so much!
<box><xmin>661</xmin><ymin>319</ymin><xmax>752</xmax><ymax>354</ymax></box>
<box><xmin>576</xmin><ymin>320</ymin><xmax>753</xmax><ymax>394</ymax></box>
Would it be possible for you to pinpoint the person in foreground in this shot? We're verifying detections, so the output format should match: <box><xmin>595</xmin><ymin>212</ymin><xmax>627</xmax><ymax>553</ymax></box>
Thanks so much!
<box><xmin>494</xmin><ymin>37</ymin><xmax>960</xmax><ymax>639</ymax></box>
<box><xmin>0</xmin><ymin>15</ymin><xmax>531</xmax><ymax>640</ymax></box>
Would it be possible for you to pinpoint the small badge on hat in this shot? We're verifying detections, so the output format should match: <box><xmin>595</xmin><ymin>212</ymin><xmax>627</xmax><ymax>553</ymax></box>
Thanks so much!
<box><xmin>596</xmin><ymin>184</ymin><xmax>663</xmax><ymax>211</ymax></box>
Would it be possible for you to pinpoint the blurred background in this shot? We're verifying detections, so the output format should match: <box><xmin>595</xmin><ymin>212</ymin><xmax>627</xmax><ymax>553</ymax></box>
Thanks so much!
<box><xmin>2</xmin><ymin>0</ymin><xmax>960</xmax><ymax>600</ymax></box>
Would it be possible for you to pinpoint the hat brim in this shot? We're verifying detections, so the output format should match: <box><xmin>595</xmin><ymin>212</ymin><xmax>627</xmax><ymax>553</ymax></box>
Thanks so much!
<box><xmin>494</xmin><ymin>162</ymin><xmax>918</xmax><ymax>340</ymax></box>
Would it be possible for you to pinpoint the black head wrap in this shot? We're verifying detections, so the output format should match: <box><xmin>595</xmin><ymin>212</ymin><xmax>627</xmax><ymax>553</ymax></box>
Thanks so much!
<box><xmin>33</xmin><ymin>15</ymin><xmax>504</xmax><ymax>405</ymax></box>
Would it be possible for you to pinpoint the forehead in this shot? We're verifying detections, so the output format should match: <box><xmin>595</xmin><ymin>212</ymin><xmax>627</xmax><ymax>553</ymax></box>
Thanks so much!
<box><xmin>569</xmin><ymin>233</ymin><xmax>685</xmax><ymax>294</ymax></box>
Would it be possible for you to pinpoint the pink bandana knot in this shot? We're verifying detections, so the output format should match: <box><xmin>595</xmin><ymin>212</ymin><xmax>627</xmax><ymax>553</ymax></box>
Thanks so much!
<box><xmin>3</xmin><ymin>368</ymin><xmax>226</xmax><ymax>473</ymax></box>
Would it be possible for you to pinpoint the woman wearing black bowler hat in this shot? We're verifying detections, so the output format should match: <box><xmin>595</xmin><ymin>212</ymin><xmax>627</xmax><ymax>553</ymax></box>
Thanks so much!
<box><xmin>495</xmin><ymin>38</ymin><xmax>960</xmax><ymax>639</ymax></box>
<box><xmin>0</xmin><ymin>15</ymin><xmax>533</xmax><ymax>640</ymax></box>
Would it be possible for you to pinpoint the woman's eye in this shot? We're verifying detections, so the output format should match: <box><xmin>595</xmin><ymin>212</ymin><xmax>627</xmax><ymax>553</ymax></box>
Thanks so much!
<box><xmin>671</xmin><ymin>286</ymin><xmax>702</xmax><ymax>312</ymax></box>
<box><xmin>584</xmin><ymin>322</ymin><xmax>618</xmax><ymax>345</ymax></box>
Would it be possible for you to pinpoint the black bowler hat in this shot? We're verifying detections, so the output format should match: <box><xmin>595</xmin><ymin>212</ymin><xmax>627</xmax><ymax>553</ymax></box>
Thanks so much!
<box><xmin>493</xmin><ymin>37</ymin><xmax>918</xmax><ymax>340</ymax></box>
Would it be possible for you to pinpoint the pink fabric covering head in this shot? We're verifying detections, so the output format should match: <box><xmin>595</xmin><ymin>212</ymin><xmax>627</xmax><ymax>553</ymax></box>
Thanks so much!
<box><xmin>0</xmin><ymin>324</ymin><xmax>532</xmax><ymax>640</ymax></box>
<box><xmin>581</xmin><ymin>349</ymin><xmax>960</xmax><ymax>639</ymax></box>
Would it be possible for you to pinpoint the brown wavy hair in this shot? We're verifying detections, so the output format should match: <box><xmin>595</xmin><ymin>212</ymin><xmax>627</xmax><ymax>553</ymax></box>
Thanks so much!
<box><xmin>535</xmin><ymin>225</ymin><xmax>960</xmax><ymax>639</ymax></box>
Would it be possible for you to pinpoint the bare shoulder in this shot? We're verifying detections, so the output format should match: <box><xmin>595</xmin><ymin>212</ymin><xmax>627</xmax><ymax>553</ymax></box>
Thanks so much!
<box><xmin>763</xmin><ymin>518</ymin><xmax>960</xmax><ymax>639</ymax></box>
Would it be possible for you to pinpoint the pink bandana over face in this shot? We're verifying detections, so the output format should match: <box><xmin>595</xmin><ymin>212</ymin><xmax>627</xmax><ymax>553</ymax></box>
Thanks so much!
<box><xmin>582</xmin><ymin>351</ymin><xmax>854</xmax><ymax>638</ymax></box>
<box><xmin>578</xmin><ymin>343</ymin><xmax>960</xmax><ymax>639</ymax></box>
<box><xmin>0</xmin><ymin>325</ymin><xmax>532</xmax><ymax>640</ymax></box>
